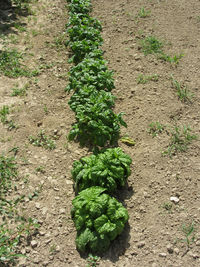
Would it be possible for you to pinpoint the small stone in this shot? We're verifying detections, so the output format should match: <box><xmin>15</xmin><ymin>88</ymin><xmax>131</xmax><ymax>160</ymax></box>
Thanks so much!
<box><xmin>134</xmin><ymin>54</ymin><xmax>141</xmax><ymax>60</ymax></box>
<box><xmin>31</xmin><ymin>240</ymin><xmax>38</xmax><ymax>248</ymax></box>
<box><xmin>56</xmin><ymin>246</ymin><xmax>61</xmax><ymax>252</ymax></box>
<box><xmin>166</xmin><ymin>244</ymin><xmax>173</xmax><ymax>254</ymax></box>
<box><xmin>45</xmin><ymin>239</ymin><xmax>52</xmax><ymax>245</ymax></box>
<box><xmin>170</xmin><ymin>196</ymin><xmax>179</xmax><ymax>203</ymax></box>
<box><xmin>35</xmin><ymin>202</ymin><xmax>40</xmax><ymax>209</ymax></box>
<box><xmin>196</xmin><ymin>240</ymin><xmax>200</xmax><ymax>246</ymax></box>
<box><xmin>174</xmin><ymin>248</ymin><xmax>179</xmax><ymax>255</ymax></box>
<box><xmin>159</xmin><ymin>253</ymin><xmax>167</xmax><ymax>258</ymax></box>
<box><xmin>66</xmin><ymin>180</ymin><xmax>73</xmax><ymax>185</ymax></box>
<box><xmin>42</xmin><ymin>207</ymin><xmax>48</xmax><ymax>215</ymax></box>
<box><xmin>137</xmin><ymin>241</ymin><xmax>145</xmax><ymax>248</ymax></box>
<box><xmin>39</xmin><ymin>230</ymin><xmax>46</xmax><ymax>236</ymax></box>
<box><xmin>33</xmin><ymin>257</ymin><xmax>40</xmax><ymax>264</ymax></box>
<box><xmin>54</xmin><ymin>187</ymin><xmax>59</xmax><ymax>191</ymax></box>
<box><xmin>43</xmin><ymin>261</ymin><xmax>49</xmax><ymax>266</ymax></box>
<box><xmin>59</xmin><ymin>208</ymin><xmax>65</xmax><ymax>214</ymax></box>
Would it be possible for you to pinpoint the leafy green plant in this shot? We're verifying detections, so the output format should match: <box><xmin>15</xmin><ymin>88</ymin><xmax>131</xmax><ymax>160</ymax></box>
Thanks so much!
<box><xmin>86</xmin><ymin>254</ymin><xmax>100</xmax><ymax>267</ymax></box>
<box><xmin>68</xmin><ymin>95</ymin><xmax>126</xmax><ymax>147</ymax></box>
<box><xmin>0</xmin><ymin>224</ymin><xmax>23</xmax><ymax>264</ymax></box>
<box><xmin>148</xmin><ymin>121</ymin><xmax>165</xmax><ymax>137</ymax></box>
<box><xmin>68</xmin><ymin>39</ymin><xmax>102</xmax><ymax>63</ymax></box>
<box><xmin>137</xmin><ymin>7</ymin><xmax>151</xmax><ymax>18</ymax></box>
<box><xmin>181</xmin><ymin>222</ymin><xmax>196</xmax><ymax>247</ymax></box>
<box><xmin>0</xmin><ymin>217</ymin><xmax>39</xmax><ymax>264</ymax></box>
<box><xmin>159</xmin><ymin>53</ymin><xmax>184</xmax><ymax>65</ymax></box>
<box><xmin>72</xmin><ymin>148</ymin><xmax>132</xmax><ymax>193</ymax></box>
<box><xmin>0</xmin><ymin>106</ymin><xmax>10</xmax><ymax>124</ymax></box>
<box><xmin>67</xmin><ymin>0</ymin><xmax>92</xmax><ymax>14</ymax></box>
<box><xmin>0</xmin><ymin>106</ymin><xmax>17</xmax><ymax>130</ymax></box>
<box><xmin>0</xmin><ymin>155</ymin><xmax>17</xmax><ymax>196</ymax></box>
<box><xmin>66</xmin><ymin>57</ymin><xmax>114</xmax><ymax>92</ymax></box>
<box><xmin>170</xmin><ymin>75</ymin><xmax>193</xmax><ymax>102</ymax></box>
<box><xmin>71</xmin><ymin>186</ymin><xmax>129</xmax><ymax>253</ymax></box>
<box><xmin>66</xmin><ymin>13</ymin><xmax>102</xmax><ymax>31</ymax></box>
<box><xmin>136</xmin><ymin>73</ymin><xmax>158</xmax><ymax>84</ymax></box>
<box><xmin>67</xmin><ymin>24</ymin><xmax>102</xmax><ymax>44</ymax></box>
<box><xmin>29</xmin><ymin>130</ymin><xmax>56</xmax><ymax>150</ymax></box>
<box><xmin>0</xmin><ymin>49</ymin><xmax>39</xmax><ymax>78</ymax></box>
<box><xmin>140</xmin><ymin>36</ymin><xmax>163</xmax><ymax>55</ymax></box>
<box><xmin>11</xmin><ymin>83</ymin><xmax>29</xmax><ymax>96</ymax></box>
<box><xmin>68</xmin><ymin>87</ymin><xmax>115</xmax><ymax>112</ymax></box>
<box><xmin>163</xmin><ymin>125</ymin><xmax>197</xmax><ymax>156</ymax></box>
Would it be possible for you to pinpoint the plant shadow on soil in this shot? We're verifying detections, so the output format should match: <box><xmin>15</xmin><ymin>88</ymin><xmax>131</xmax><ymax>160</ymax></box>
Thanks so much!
<box><xmin>0</xmin><ymin>2</ymin><xmax>29</xmax><ymax>35</ymax></box>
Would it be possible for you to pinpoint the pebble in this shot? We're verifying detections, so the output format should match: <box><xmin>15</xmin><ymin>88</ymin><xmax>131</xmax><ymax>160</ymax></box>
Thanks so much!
<box><xmin>35</xmin><ymin>202</ymin><xmax>41</xmax><ymax>209</ymax></box>
<box><xmin>170</xmin><ymin>196</ymin><xmax>179</xmax><ymax>203</ymax></box>
<box><xmin>59</xmin><ymin>208</ymin><xmax>65</xmax><ymax>214</ymax></box>
<box><xmin>159</xmin><ymin>253</ymin><xmax>167</xmax><ymax>258</ymax></box>
<box><xmin>66</xmin><ymin>179</ymin><xmax>73</xmax><ymax>185</ymax></box>
<box><xmin>174</xmin><ymin>248</ymin><xmax>179</xmax><ymax>255</ymax></box>
<box><xmin>45</xmin><ymin>239</ymin><xmax>52</xmax><ymax>245</ymax></box>
<box><xmin>33</xmin><ymin>257</ymin><xmax>40</xmax><ymax>264</ymax></box>
<box><xmin>196</xmin><ymin>240</ymin><xmax>200</xmax><ymax>246</ymax></box>
<box><xmin>137</xmin><ymin>241</ymin><xmax>145</xmax><ymax>248</ymax></box>
<box><xmin>166</xmin><ymin>244</ymin><xmax>173</xmax><ymax>254</ymax></box>
<box><xmin>39</xmin><ymin>230</ymin><xmax>46</xmax><ymax>236</ymax></box>
<box><xmin>30</xmin><ymin>240</ymin><xmax>38</xmax><ymax>248</ymax></box>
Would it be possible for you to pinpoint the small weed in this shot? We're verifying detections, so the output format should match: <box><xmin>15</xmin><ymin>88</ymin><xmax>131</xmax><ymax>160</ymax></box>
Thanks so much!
<box><xmin>0</xmin><ymin>155</ymin><xmax>17</xmax><ymax>196</ymax></box>
<box><xmin>140</xmin><ymin>36</ymin><xmax>163</xmax><ymax>55</ymax></box>
<box><xmin>13</xmin><ymin>23</ymin><xmax>27</xmax><ymax>32</ymax></box>
<box><xmin>0</xmin><ymin>106</ymin><xmax>10</xmax><ymax>124</ymax></box>
<box><xmin>159</xmin><ymin>53</ymin><xmax>184</xmax><ymax>65</ymax></box>
<box><xmin>29</xmin><ymin>130</ymin><xmax>56</xmax><ymax>150</ymax></box>
<box><xmin>137</xmin><ymin>7</ymin><xmax>151</xmax><ymax>18</ymax></box>
<box><xmin>11</xmin><ymin>83</ymin><xmax>29</xmax><ymax>97</ymax></box>
<box><xmin>162</xmin><ymin>202</ymin><xmax>172</xmax><ymax>213</ymax></box>
<box><xmin>43</xmin><ymin>105</ymin><xmax>49</xmax><ymax>114</ymax></box>
<box><xmin>137</xmin><ymin>73</ymin><xmax>159</xmax><ymax>84</ymax></box>
<box><xmin>0</xmin><ymin>106</ymin><xmax>17</xmax><ymax>130</ymax></box>
<box><xmin>49</xmin><ymin>244</ymin><xmax>57</xmax><ymax>255</ymax></box>
<box><xmin>9</xmin><ymin>147</ymin><xmax>19</xmax><ymax>156</ymax></box>
<box><xmin>148</xmin><ymin>121</ymin><xmax>165</xmax><ymax>137</ymax></box>
<box><xmin>181</xmin><ymin>222</ymin><xmax>196</xmax><ymax>247</ymax></box>
<box><xmin>86</xmin><ymin>254</ymin><xmax>100</xmax><ymax>267</ymax></box>
<box><xmin>31</xmin><ymin>29</ymin><xmax>40</xmax><ymax>37</ymax></box>
<box><xmin>163</xmin><ymin>125</ymin><xmax>197</xmax><ymax>157</ymax></box>
<box><xmin>53</xmin><ymin>33</ymin><xmax>67</xmax><ymax>49</ymax></box>
<box><xmin>170</xmin><ymin>75</ymin><xmax>193</xmax><ymax>102</ymax></box>
<box><xmin>140</xmin><ymin>36</ymin><xmax>183</xmax><ymax>65</ymax></box>
<box><xmin>0</xmin><ymin>49</ymin><xmax>39</xmax><ymax>78</ymax></box>
<box><xmin>35</xmin><ymin>166</ymin><xmax>45</xmax><ymax>173</ymax></box>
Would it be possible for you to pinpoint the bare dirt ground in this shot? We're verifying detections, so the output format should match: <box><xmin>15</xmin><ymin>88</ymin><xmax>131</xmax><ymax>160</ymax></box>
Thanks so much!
<box><xmin>0</xmin><ymin>0</ymin><xmax>200</xmax><ymax>266</ymax></box>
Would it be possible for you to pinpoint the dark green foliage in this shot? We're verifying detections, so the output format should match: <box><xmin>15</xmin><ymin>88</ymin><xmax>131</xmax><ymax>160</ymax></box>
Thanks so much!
<box><xmin>68</xmin><ymin>0</ymin><xmax>92</xmax><ymax>15</ymax></box>
<box><xmin>66</xmin><ymin>57</ymin><xmax>115</xmax><ymax>92</ymax></box>
<box><xmin>66</xmin><ymin>13</ymin><xmax>102</xmax><ymax>31</ymax></box>
<box><xmin>68</xmin><ymin>97</ymin><xmax>126</xmax><ymax>147</ymax></box>
<box><xmin>68</xmin><ymin>39</ymin><xmax>102</xmax><ymax>63</ymax></box>
<box><xmin>67</xmin><ymin>24</ymin><xmax>102</xmax><ymax>43</ymax></box>
<box><xmin>68</xmin><ymin>86</ymin><xmax>115</xmax><ymax>112</ymax></box>
<box><xmin>71</xmin><ymin>187</ymin><xmax>129</xmax><ymax>253</ymax></box>
<box><xmin>72</xmin><ymin>148</ymin><xmax>132</xmax><ymax>193</ymax></box>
